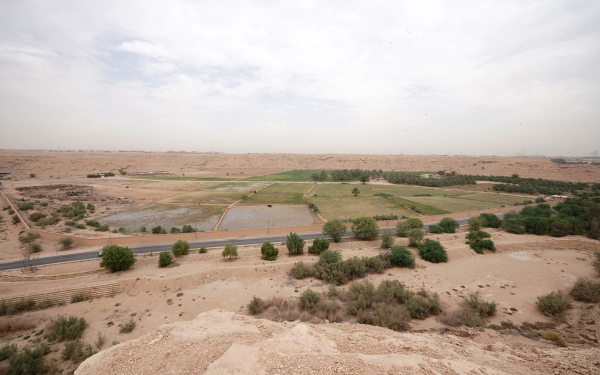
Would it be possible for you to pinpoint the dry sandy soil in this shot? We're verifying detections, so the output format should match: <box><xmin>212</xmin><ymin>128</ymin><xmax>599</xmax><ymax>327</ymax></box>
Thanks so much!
<box><xmin>2</xmin><ymin>150</ymin><xmax>600</xmax><ymax>182</ymax></box>
<box><xmin>1</xmin><ymin>233</ymin><xmax>599</xmax><ymax>374</ymax></box>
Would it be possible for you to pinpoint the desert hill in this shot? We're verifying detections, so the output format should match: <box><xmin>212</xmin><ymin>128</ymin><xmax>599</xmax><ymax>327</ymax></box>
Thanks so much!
<box><xmin>1</xmin><ymin>150</ymin><xmax>599</xmax><ymax>182</ymax></box>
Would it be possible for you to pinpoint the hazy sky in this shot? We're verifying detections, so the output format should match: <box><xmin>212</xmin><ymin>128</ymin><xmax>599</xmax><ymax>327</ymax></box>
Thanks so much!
<box><xmin>1</xmin><ymin>1</ymin><xmax>599</xmax><ymax>156</ymax></box>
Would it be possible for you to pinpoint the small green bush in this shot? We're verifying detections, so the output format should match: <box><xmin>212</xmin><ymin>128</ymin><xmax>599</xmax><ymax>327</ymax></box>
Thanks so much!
<box><xmin>222</xmin><ymin>244</ymin><xmax>238</xmax><ymax>259</ymax></box>
<box><xmin>70</xmin><ymin>293</ymin><xmax>91</xmax><ymax>303</ymax></box>
<box><xmin>396</xmin><ymin>222</ymin><xmax>410</xmax><ymax>237</ymax></box>
<box><xmin>390</xmin><ymin>246</ymin><xmax>415</xmax><ymax>268</ymax></box>
<box><xmin>7</xmin><ymin>344</ymin><xmax>50</xmax><ymax>374</ymax></box>
<box><xmin>181</xmin><ymin>225</ymin><xmax>195</xmax><ymax>233</ymax></box>
<box><xmin>261</xmin><ymin>241</ymin><xmax>279</xmax><ymax>261</ymax></box>
<box><xmin>428</xmin><ymin>224</ymin><xmax>443</xmax><ymax>234</ymax></box>
<box><xmin>463</xmin><ymin>292</ymin><xmax>497</xmax><ymax>318</ymax></box>
<box><xmin>594</xmin><ymin>252</ymin><xmax>600</xmax><ymax>276</ymax></box>
<box><xmin>94</xmin><ymin>224</ymin><xmax>109</xmax><ymax>232</ymax></box>
<box><xmin>62</xmin><ymin>339</ymin><xmax>95</xmax><ymax>363</ymax></box>
<box><xmin>417</xmin><ymin>239</ymin><xmax>448</xmax><ymax>263</ymax></box>
<box><xmin>380</xmin><ymin>232</ymin><xmax>394</xmax><ymax>249</ymax></box>
<box><xmin>158</xmin><ymin>251</ymin><xmax>173</xmax><ymax>267</ymax></box>
<box><xmin>539</xmin><ymin>330</ymin><xmax>566</xmax><ymax>346</ymax></box>
<box><xmin>171</xmin><ymin>240</ymin><xmax>190</xmax><ymax>256</ymax></box>
<box><xmin>405</xmin><ymin>218</ymin><xmax>424</xmax><ymax>229</ymax></box>
<box><xmin>247</xmin><ymin>296</ymin><xmax>265</xmax><ymax>315</ymax></box>
<box><xmin>119</xmin><ymin>319</ymin><xmax>135</xmax><ymax>333</ymax></box>
<box><xmin>45</xmin><ymin>316</ymin><xmax>87</xmax><ymax>342</ymax></box>
<box><xmin>308</xmin><ymin>238</ymin><xmax>330</xmax><ymax>254</ymax></box>
<box><xmin>151</xmin><ymin>226</ymin><xmax>166</xmax><ymax>234</ymax></box>
<box><xmin>405</xmin><ymin>289</ymin><xmax>441</xmax><ymax>319</ymax></box>
<box><xmin>478</xmin><ymin>213</ymin><xmax>502</xmax><ymax>228</ymax></box>
<box><xmin>537</xmin><ymin>291</ymin><xmax>572</xmax><ymax>318</ymax></box>
<box><xmin>351</xmin><ymin>217</ymin><xmax>379</xmax><ymax>240</ymax></box>
<box><xmin>290</xmin><ymin>261</ymin><xmax>313</xmax><ymax>279</ymax></box>
<box><xmin>0</xmin><ymin>344</ymin><xmax>17</xmax><ymax>361</ymax></box>
<box><xmin>29</xmin><ymin>242</ymin><xmax>42</xmax><ymax>253</ymax></box>
<box><xmin>407</xmin><ymin>228</ymin><xmax>424</xmax><ymax>247</ymax></box>
<box><xmin>468</xmin><ymin>217</ymin><xmax>483</xmax><ymax>231</ymax></box>
<box><xmin>501</xmin><ymin>218</ymin><xmax>525</xmax><ymax>234</ymax></box>
<box><xmin>322</xmin><ymin>218</ymin><xmax>347</xmax><ymax>242</ymax></box>
<box><xmin>18</xmin><ymin>232</ymin><xmax>40</xmax><ymax>245</ymax></box>
<box><xmin>569</xmin><ymin>277</ymin><xmax>600</xmax><ymax>303</ymax></box>
<box><xmin>11</xmin><ymin>214</ymin><xmax>19</xmax><ymax>224</ymax></box>
<box><xmin>362</xmin><ymin>254</ymin><xmax>390</xmax><ymax>273</ymax></box>
<box><xmin>439</xmin><ymin>217</ymin><xmax>459</xmax><ymax>233</ymax></box>
<box><xmin>286</xmin><ymin>232</ymin><xmax>305</xmax><ymax>255</ymax></box>
<box><xmin>170</xmin><ymin>227</ymin><xmax>181</xmax><ymax>234</ymax></box>
<box><xmin>299</xmin><ymin>289</ymin><xmax>320</xmax><ymax>311</ymax></box>
<box><xmin>198</xmin><ymin>247</ymin><xmax>207</xmax><ymax>254</ymax></box>
<box><xmin>100</xmin><ymin>245</ymin><xmax>136</xmax><ymax>272</ymax></box>
<box><xmin>29</xmin><ymin>212</ymin><xmax>47</xmax><ymax>222</ymax></box>
<box><xmin>18</xmin><ymin>202</ymin><xmax>35</xmax><ymax>211</ymax></box>
<box><xmin>59</xmin><ymin>237</ymin><xmax>74</xmax><ymax>250</ymax></box>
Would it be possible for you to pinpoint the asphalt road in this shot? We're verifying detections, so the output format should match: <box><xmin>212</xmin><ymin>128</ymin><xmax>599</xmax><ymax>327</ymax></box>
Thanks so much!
<box><xmin>0</xmin><ymin>214</ymin><xmax>504</xmax><ymax>271</ymax></box>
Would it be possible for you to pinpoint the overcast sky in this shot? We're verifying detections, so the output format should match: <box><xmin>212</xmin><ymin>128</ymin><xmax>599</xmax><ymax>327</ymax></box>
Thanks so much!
<box><xmin>1</xmin><ymin>1</ymin><xmax>599</xmax><ymax>156</ymax></box>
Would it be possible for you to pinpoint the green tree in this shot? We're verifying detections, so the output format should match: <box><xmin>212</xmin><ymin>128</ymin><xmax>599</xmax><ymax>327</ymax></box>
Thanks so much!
<box><xmin>222</xmin><ymin>244</ymin><xmax>238</xmax><ymax>259</ymax></box>
<box><xmin>322</xmin><ymin>219</ymin><xmax>347</xmax><ymax>242</ymax></box>
<box><xmin>439</xmin><ymin>217</ymin><xmax>460</xmax><ymax>233</ymax></box>
<box><xmin>352</xmin><ymin>217</ymin><xmax>379</xmax><ymax>240</ymax></box>
<box><xmin>428</xmin><ymin>224</ymin><xmax>443</xmax><ymax>234</ymax></box>
<box><xmin>260</xmin><ymin>242</ymin><xmax>279</xmax><ymax>261</ymax></box>
<box><xmin>405</xmin><ymin>218</ymin><xmax>424</xmax><ymax>229</ymax></box>
<box><xmin>407</xmin><ymin>228</ymin><xmax>424</xmax><ymax>247</ymax></box>
<box><xmin>181</xmin><ymin>225</ymin><xmax>195</xmax><ymax>233</ymax></box>
<box><xmin>308</xmin><ymin>238</ymin><xmax>330</xmax><ymax>254</ymax></box>
<box><xmin>417</xmin><ymin>239</ymin><xmax>448</xmax><ymax>263</ymax></box>
<box><xmin>396</xmin><ymin>222</ymin><xmax>410</xmax><ymax>237</ymax></box>
<box><xmin>171</xmin><ymin>240</ymin><xmax>190</xmax><ymax>256</ymax></box>
<box><xmin>352</xmin><ymin>187</ymin><xmax>360</xmax><ymax>196</ymax></box>
<box><xmin>390</xmin><ymin>245</ymin><xmax>415</xmax><ymax>268</ymax></box>
<box><xmin>99</xmin><ymin>245</ymin><xmax>136</xmax><ymax>272</ymax></box>
<box><xmin>158</xmin><ymin>251</ymin><xmax>173</xmax><ymax>267</ymax></box>
<box><xmin>380</xmin><ymin>232</ymin><xmax>394</xmax><ymax>248</ymax></box>
<box><xmin>359</xmin><ymin>174</ymin><xmax>369</xmax><ymax>184</ymax></box>
<box><xmin>468</xmin><ymin>217</ymin><xmax>483</xmax><ymax>231</ymax></box>
<box><xmin>286</xmin><ymin>232</ymin><xmax>305</xmax><ymax>255</ymax></box>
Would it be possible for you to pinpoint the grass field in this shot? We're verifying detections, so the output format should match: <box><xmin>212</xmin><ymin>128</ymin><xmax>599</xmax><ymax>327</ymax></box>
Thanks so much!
<box><xmin>407</xmin><ymin>196</ymin><xmax>500</xmax><ymax>212</ymax></box>
<box><xmin>312</xmin><ymin>184</ymin><xmax>376</xmax><ymax>197</ymax></box>
<box><xmin>387</xmin><ymin>196</ymin><xmax>449</xmax><ymax>215</ymax></box>
<box><xmin>261</xmin><ymin>183</ymin><xmax>314</xmax><ymax>193</ymax></box>
<box><xmin>135</xmin><ymin>176</ymin><xmax>234</xmax><ymax>181</ymax></box>
<box><xmin>308</xmin><ymin>196</ymin><xmax>415</xmax><ymax>220</ymax></box>
<box><xmin>240</xmin><ymin>192</ymin><xmax>305</xmax><ymax>205</ymax></box>
<box><xmin>369</xmin><ymin>185</ymin><xmax>470</xmax><ymax>197</ymax></box>
<box><xmin>452</xmin><ymin>193</ymin><xmax>527</xmax><ymax>205</ymax></box>
<box><xmin>243</xmin><ymin>170</ymin><xmax>320</xmax><ymax>181</ymax></box>
<box><xmin>161</xmin><ymin>191</ymin><xmax>244</xmax><ymax>205</ymax></box>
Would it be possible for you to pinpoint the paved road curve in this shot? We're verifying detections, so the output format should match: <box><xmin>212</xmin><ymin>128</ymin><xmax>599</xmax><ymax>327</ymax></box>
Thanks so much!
<box><xmin>0</xmin><ymin>215</ymin><xmax>504</xmax><ymax>272</ymax></box>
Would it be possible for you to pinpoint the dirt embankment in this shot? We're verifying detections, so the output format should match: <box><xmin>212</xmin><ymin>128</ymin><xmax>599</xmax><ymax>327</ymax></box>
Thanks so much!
<box><xmin>1</xmin><ymin>151</ymin><xmax>599</xmax><ymax>182</ymax></box>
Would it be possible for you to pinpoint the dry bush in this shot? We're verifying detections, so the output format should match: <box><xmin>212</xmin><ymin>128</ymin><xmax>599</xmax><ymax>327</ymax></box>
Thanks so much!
<box><xmin>0</xmin><ymin>318</ymin><xmax>35</xmax><ymax>337</ymax></box>
<box><xmin>247</xmin><ymin>296</ymin><xmax>266</xmax><ymax>315</ymax></box>
<box><xmin>570</xmin><ymin>277</ymin><xmax>600</xmax><ymax>303</ymax></box>
<box><xmin>539</xmin><ymin>330</ymin><xmax>566</xmax><ymax>347</ymax></box>
<box><xmin>537</xmin><ymin>291</ymin><xmax>572</xmax><ymax>319</ymax></box>
<box><xmin>440</xmin><ymin>292</ymin><xmax>496</xmax><ymax>327</ymax></box>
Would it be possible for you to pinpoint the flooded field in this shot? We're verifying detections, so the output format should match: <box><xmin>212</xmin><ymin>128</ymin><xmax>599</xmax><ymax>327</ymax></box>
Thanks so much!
<box><xmin>219</xmin><ymin>205</ymin><xmax>322</xmax><ymax>231</ymax></box>
<box><xmin>99</xmin><ymin>204</ymin><xmax>224</xmax><ymax>231</ymax></box>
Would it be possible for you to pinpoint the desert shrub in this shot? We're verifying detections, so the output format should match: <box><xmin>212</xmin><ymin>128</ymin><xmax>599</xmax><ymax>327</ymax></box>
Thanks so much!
<box><xmin>395</xmin><ymin>222</ymin><xmax>410</xmax><ymax>237</ymax></box>
<box><xmin>347</xmin><ymin>280</ymin><xmax>412</xmax><ymax>331</ymax></box>
<box><xmin>70</xmin><ymin>293</ymin><xmax>91</xmax><ymax>303</ymax></box>
<box><xmin>74</xmin><ymin>223</ymin><xmax>86</xmax><ymax>229</ymax></box>
<box><xmin>181</xmin><ymin>225</ymin><xmax>195</xmax><ymax>233</ymax></box>
<box><xmin>29</xmin><ymin>242</ymin><xmax>42</xmax><ymax>253</ymax></box>
<box><xmin>151</xmin><ymin>226</ymin><xmax>166</xmax><ymax>234</ymax></box>
<box><xmin>85</xmin><ymin>220</ymin><xmax>100</xmax><ymax>227</ymax></box>
<box><xmin>37</xmin><ymin>215</ymin><xmax>59</xmax><ymax>227</ymax></box>
<box><xmin>539</xmin><ymin>330</ymin><xmax>566</xmax><ymax>346</ymax></box>
<box><xmin>357</xmin><ymin>303</ymin><xmax>411</xmax><ymax>331</ymax></box>
<box><xmin>11</xmin><ymin>214</ymin><xmax>19</xmax><ymax>224</ymax></box>
<box><xmin>342</xmin><ymin>257</ymin><xmax>366</xmax><ymax>279</ymax></box>
<box><xmin>0</xmin><ymin>299</ymin><xmax>43</xmax><ymax>316</ymax></box>
<box><xmin>7</xmin><ymin>344</ymin><xmax>51</xmax><ymax>375</ymax></box>
<box><xmin>0</xmin><ymin>344</ymin><xmax>17</xmax><ymax>361</ymax></box>
<box><xmin>549</xmin><ymin>220</ymin><xmax>573</xmax><ymax>237</ymax></box>
<box><xmin>29</xmin><ymin>212</ymin><xmax>46</xmax><ymax>222</ymax></box>
<box><xmin>119</xmin><ymin>319</ymin><xmax>135</xmax><ymax>333</ymax></box>
<box><xmin>94</xmin><ymin>224</ymin><xmax>109</xmax><ymax>232</ymax></box>
<box><xmin>171</xmin><ymin>240</ymin><xmax>190</xmax><ymax>256</ymax></box>
<box><xmin>351</xmin><ymin>217</ymin><xmax>379</xmax><ymax>240</ymax></box>
<box><xmin>405</xmin><ymin>218</ymin><xmax>424</xmax><ymax>229</ymax></box>
<box><xmin>18</xmin><ymin>202</ymin><xmax>35</xmax><ymax>211</ymax></box>
<box><xmin>441</xmin><ymin>306</ymin><xmax>485</xmax><ymax>327</ymax></box>
<box><xmin>59</xmin><ymin>237</ymin><xmax>73</xmax><ymax>250</ymax></box>
<box><xmin>322</xmin><ymin>218</ymin><xmax>347</xmax><ymax>242</ymax></box>
<box><xmin>290</xmin><ymin>261</ymin><xmax>313</xmax><ymax>279</ymax></box>
<box><xmin>87</xmin><ymin>174</ymin><xmax>101</xmax><ymax>178</ymax></box>
<box><xmin>95</xmin><ymin>332</ymin><xmax>105</xmax><ymax>349</ymax></box>
<box><xmin>286</xmin><ymin>232</ymin><xmax>304</xmax><ymax>255</ymax></box>
<box><xmin>569</xmin><ymin>277</ymin><xmax>600</xmax><ymax>303</ymax></box>
<box><xmin>407</xmin><ymin>228</ymin><xmax>424</xmax><ymax>247</ymax></box>
<box><xmin>261</xmin><ymin>241</ymin><xmax>279</xmax><ymax>261</ymax></box>
<box><xmin>158</xmin><ymin>251</ymin><xmax>173</xmax><ymax>267</ymax></box>
<box><xmin>375</xmin><ymin>280</ymin><xmax>410</xmax><ymax>304</ymax></box>
<box><xmin>62</xmin><ymin>339</ymin><xmax>95</xmax><ymax>363</ymax></box>
<box><xmin>468</xmin><ymin>217</ymin><xmax>482</xmax><ymax>231</ymax></box>
<box><xmin>170</xmin><ymin>227</ymin><xmax>181</xmax><ymax>234</ymax></box>
<box><xmin>439</xmin><ymin>217</ymin><xmax>459</xmax><ymax>233</ymax></box>
<box><xmin>247</xmin><ymin>296</ymin><xmax>265</xmax><ymax>315</ymax></box>
<box><xmin>140</xmin><ymin>226</ymin><xmax>146</xmax><ymax>232</ymax></box>
<box><xmin>299</xmin><ymin>289</ymin><xmax>320</xmax><ymax>311</ymax></box>
<box><xmin>18</xmin><ymin>232</ymin><xmax>40</xmax><ymax>245</ymax></box>
<box><xmin>523</xmin><ymin>216</ymin><xmax>550</xmax><ymax>235</ymax></box>
<box><xmin>316</xmin><ymin>261</ymin><xmax>349</xmax><ymax>285</ymax></box>
<box><xmin>362</xmin><ymin>255</ymin><xmax>389</xmax><ymax>273</ymax></box>
<box><xmin>464</xmin><ymin>292</ymin><xmax>496</xmax><ymax>318</ymax></box>
<box><xmin>471</xmin><ymin>239</ymin><xmax>496</xmax><ymax>253</ymax></box>
<box><xmin>428</xmin><ymin>224</ymin><xmax>443</xmax><ymax>234</ymax></box>
<box><xmin>99</xmin><ymin>245</ymin><xmax>136</xmax><ymax>272</ymax></box>
<box><xmin>405</xmin><ymin>289</ymin><xmax>441</xmax><ymax>319</ymax></box>
<box><xmin>45</xmin><ymin>316</ymin><xmax>87</xmax><ymax>342</ymax></box>
<box><xmin>380</xmin><ymin>232</ymin><xmax>394</xmax><ymax>249</ymax></box>
<box><xmin>417</xmin><ymin>239</ymin><xmax>448</xmax><ymax>263</ymax></box>
<box><xmin>466</xmin><ymin>231</ymin><xmax>495</xmax><ymax>254</ymax></box>
<box><xmin>222</xmin><ymin>244</ymin><xmax>238</xmax><ymax>259</ymax></box>
<box><xmin>501</xmin><ymin>217</ymin><xmax>525</xmax><ymax>234</ymax></box>
<box><xmin>198</xmin><ymin>247</ymin><xmax>207</xmax><ymax>253</ymax></box>
<box><xmin>478</xmin><ymin>213</ymin><xmax>502</xmax><ymax>228</ymax></box>
<box><xmin>537</xmin><ymin>291</ymin><xmax>572</xmax><ymax>318</ymax></box>
<box><xmin>308</xmin><ymin>238</ymin><xmax>330</xmax><ymax>254</ymax></box>
<box><xmin>390</xmin><ymin>246</ymin><xmax>415</xmax><ymax>268</ymax></box>
<box><xmin>465</xmin><ymin>230</ymin><xmax>491</xmax><ymax>242</ymax></box>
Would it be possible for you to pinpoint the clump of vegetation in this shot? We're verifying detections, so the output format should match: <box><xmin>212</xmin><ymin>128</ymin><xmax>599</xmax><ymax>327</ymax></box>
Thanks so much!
<box><xmin>322</xmin><ymin>218</ymin><xmax>347</xmax><ymax>242</ymax></box>
<box><xmin>261</xmin><ymin>241</ymin><xmax>279</xmax><ymax>261</ymax></box>
<box><xmin>247</xmin><ymin>296</ymin><xmax>265</xmax><ymax>315</ymax></box>
<box><xmin>308</xmin><ymin>238</ymin><xmax>330</xmax><ymax>254</ymax></box>
<box><xmin>57</xmin><ymin>201</ymin><xmax>87</xmax><ymax>220</ymax></box>
<box><xmin>7</xmin><ymin>344</ymin><xmax>55</xmax><ymax>374</ymax></box>
<box><xmin>87</xmin><ymin>173</ymin><xmax>101</xmax><ymax>178</ymax></box>
<box><xmin>45</xmin><ymin>316</ymin><xmax>87</xmax><ymax>342</ymax></box>
<box><xmin>478</xmin><ymin>213</ymin><xmax>502</xmax><ymax>228</ymax></box>
<box><xmin>29</xmin><ymin>211</ymin><xmax>47</xmax><ymax>223</ymax></box>
<box><xmin>441</xmin><ymin>292</ymin><xmax>497</xmax><ymax>327</ymax></box>
<box><xmin>158</xmin><ymin>251</ymin><xmax>173</xmax><ymax>267</ymax></box>
<box><xmin>29</xmin><ymin>241</ymin><xmax>42</xmax><ymax>253</ymax></box>
<box><xmin>95</xmin><ymin>332</ymin><xmax>106</xmax><ymax>349</ymax></box>
<box><xmin>0</xmin><ymin>344</ymin><xmax>17</xmax><ymax>361</ymax></box>
<box><xmin>18</xmin><ymin>202</ymin><xmax>35</xmax><ymax>211</ymax></box>
<box><xmin>70</xmin><ymin>293</ymin><xmax>91</xmax><ymax>303</ymax></box>
<box><xmin>37</xmin><ymin>215</ymin><xmax>60</xmax><ymax>227</ymax></box>
<box><xmin>569</xmin><ymin>277</ymin><xmax>600</xmax><ymax>303</ymax></box>
<box><xmin>99</xmin><ymin>245</ymin><xmax>136</xmax><ymax>273</ymax></box>
<box><xmin>0</xmin><ymin>298</ymin><xmax>59</xmax><ymax>316</ymax></box>
<box><xmin>594</xmin><ymin>252</ymin><xmax>600</xmax><ymax>276</ymax></box>
<box><xmin>170</xmin><ymin>227</ymin><xmax>181</xmax><ymax>234</ymax></box>
<box><xmin>372</xmin><ymin>214</ymin><xmax>398</xmax><ymax>221</ymax></box>
<box><xmin>351</xmin><ymin>216</ymin><xmax>379</xmax><ymax>240</ymax></box>
<box><xmin>11</xmin><ymin>214</ymin><xmax>19</xmax><ymax>224</ymax></box>
<box><xmin>286</xmin><ymin>232</ymin><xmax>304</xmax><ymax>255</ymax></box>
<box><xmin>151</xmin><ymin>225</ymin><xmax>166</xmax><ymax>234</ymax></box>
<box><xmin>119</xmin><ymin>319</ymin><xmax>136</xmax><ymax>333</ymax></box>
<box><xmin>18</xmin><ymin>232</ymin><xmax>40</xmax><ymax>245</ymax></box>
<box><xmin>417</xmin><ymin>239</ymin><xmax>448</xmax><ymax>263</ymax></box>
<box><xmin>290</xmin><ymin>261</ymin><xmax>313</xmax><ymax>279</ymax></box>
<box><xmin>379</xmin><ymin>232</ymin><xmax>394</xmax><ymax>249</ymax></box>
<box><xmin>407</xmin><ymin>228</ymin><xmax>424</xmax><ymax>247</ymax></box>
<box><xmin>438</xmin><ymin>217</ymin><xmax>460</xmax><ymax>233</ymax></box>
<box><xmin>299</xmin><ymin>289</ymin><xmax>321</xmax><ymax>311</ymax></box>
<box><xmin>62</xmin><ymin>339</ymin><xmax>96</xmax><ymax>363</ymax></box>
<box><xmin>390</xmin><ymin>246</ymin><xmax>415</xmax><ymax>268</ymax></box>
<box><xmin>465</xmin><ymin>230</ymin><xmax>495</xmax><ymax>254</ymax></box>
<box><xmin>59</xmin><ymin>237</ymin><xmax>74</xmax><ymax>250</ymax></box>
<box><xmin>182</xmin><ymin>224</ymin><xmax>195</xmax><ymax>233</ymax></box>
<box><xmin>539</xmin><ymin>330</ymin><xmax>566</xmax><ymax>346</ymax></box>
<box><xmin>222</xmin><ymin>244</ymin><xmax>238</xmax><ymax>259</ymax></box>
<box><xmin>428</xmin><ymin>224</ymin><xmax>443</xmax><ymax>234</ymax></box>
<box><xmin>198</xmin><ymin>247</ymin><xmax>207</xmax><ymax>254</ymax></box>
<box><xmin>171</xmin><ymin>240</ymin><xmax>190</xmax><ymax>256</ymax></box>
<box><xmin>537</xmin><ymin>291</ymin><xmax>572</xmax><ymax>319</ymax></box>
<box><xmin>468</xmin><ymin>217</ymin><xmax>483</xmax><ymax>231</ymax></box>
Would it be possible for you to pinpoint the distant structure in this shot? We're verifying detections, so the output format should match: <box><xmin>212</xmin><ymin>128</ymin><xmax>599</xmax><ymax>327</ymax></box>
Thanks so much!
<box><xmin>128</xmin><ymin>171</ymin><xmax>171</xmax><ymax>176</ymax></box>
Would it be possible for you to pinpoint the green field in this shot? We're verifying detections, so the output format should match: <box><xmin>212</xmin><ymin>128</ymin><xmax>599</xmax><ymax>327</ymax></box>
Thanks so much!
<box><xmin>161</xmin><ymin>191</ymin><xmax>245</xmax><ymax>205</ymax></box>
<box><xmin>369</xmin><ymin>185</ymin><xmax>470</xmax><ymax>197</ymax></box>
<box><xmin>262</xmin><ymin>183</ymin><xmax>314</xmax><ymax>193</ymax></box>
<box><xmin>135</xmin><ymin>176</ymin><xmax>234</xmax><ymax>181</ymax></box>
<box><xmin>407</xmin><ymin>196</ymin><xmax>499</xmax><ymax>212</ymax></box>
<box><xmin>243</xmin><ymin>170</ymin><xmax>321</xmax><ymax>181</ymax></box>
<box><xmin>308</xmin><ymin>196</ymin><xmax>415</xmax><ymax>220</ymax></box>
<box><xmin>241</xmin><ymin>192</ymin><xmax>305</xmax><ymax>205</ymax></box>
<box><xmin>312</xmin><ymin>183</ymin><xmax>376</xmax><ymax>197</ymax></box>
<box><xmin>387</xmin><ymin>196</ymin><xmax>449</xmax><ymax>215</ymax></box>
<box><xmin>452</xmin><ymin>193</ymin><xmax>527</xmax><ymax>205</ymax></box>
